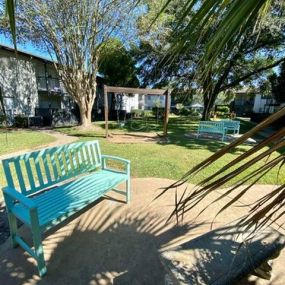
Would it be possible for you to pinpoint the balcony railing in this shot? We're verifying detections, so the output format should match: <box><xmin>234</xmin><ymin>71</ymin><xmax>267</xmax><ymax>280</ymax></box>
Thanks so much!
<box><xmin>37</xmin><ymin>76</ymin><xmax>61</xmax><ymax>92</ymax></box>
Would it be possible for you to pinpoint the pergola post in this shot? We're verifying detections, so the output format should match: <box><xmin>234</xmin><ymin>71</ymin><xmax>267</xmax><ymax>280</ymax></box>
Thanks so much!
<box><xmin>103</xmin><ymin>84</ymin><xmax>109</xmax><ymax>138</ymax></box>
<box><xmin>163</xmin><ymin>89</ymin><xmax>171</xmax><ymax>136</ymax></box>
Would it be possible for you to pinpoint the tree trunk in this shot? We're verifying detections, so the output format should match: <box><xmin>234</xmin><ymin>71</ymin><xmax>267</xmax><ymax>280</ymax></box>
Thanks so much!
<box><xmin>202</xmin><ymin>94</ymin><xmax>212</xmax><ymax>120</ymax></box>
<box><xmin>78</xmin><ymin>101</ymin><xmax>93</xmax><ymax>129</ymax></box>
<box><xmin>202</xmin><ymin>106</ymin><xmax>210</xmax><ymax>121</ymax></box>
<box><xmin>202</xmin><ymin>91</ymin><xmax>218</xmax><ymax>120</ymax></box>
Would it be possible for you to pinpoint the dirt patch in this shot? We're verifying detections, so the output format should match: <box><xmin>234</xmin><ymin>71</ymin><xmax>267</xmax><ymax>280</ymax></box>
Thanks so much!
<box><xmin>108</xmin><ymin>132</ymin><xmax>169</xmax><ymax>144</ymax></box>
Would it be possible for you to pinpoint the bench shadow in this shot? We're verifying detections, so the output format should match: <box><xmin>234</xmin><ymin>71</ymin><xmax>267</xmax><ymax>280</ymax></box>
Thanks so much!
<box><xmin>0</xmin><ymin>202</ymin><xmax>10</xmax><ymax>246</ymax></box>
<box><xmin>0</xmin><ymin>197</ymin><xmax>203</xmax><ymax>285</ymax></box>
<box><xmin>1</xmin><ymin>196</ymin><xmax>284</xmax><ymax>285</ymax></box>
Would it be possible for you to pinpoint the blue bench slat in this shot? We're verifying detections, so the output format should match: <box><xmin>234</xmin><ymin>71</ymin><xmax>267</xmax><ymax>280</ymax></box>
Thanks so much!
<box><xmin>197</xmin><ymin>121</ymin><xmax>227</xmax><ymax>141</ymax></box>
<box><xmin>24</xmin><ymin>157</ymin><xmax>37</xmax><ymax>191</ymax></box>
<box><xmin>11</xmin><ymin>169</ymin><xmax>127</xmax><ymax>229</ymax></box>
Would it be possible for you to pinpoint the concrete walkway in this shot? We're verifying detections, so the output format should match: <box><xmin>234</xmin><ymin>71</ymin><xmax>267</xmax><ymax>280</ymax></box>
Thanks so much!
<box><xmin>0</xmin><ymin>178</ymin><xmax>284</xmax><ymax>285</ymax></box>
<box><xmin>0</xmin><ymin>130</ymin><xmax>78</xmax><ymax>160</ymax></box>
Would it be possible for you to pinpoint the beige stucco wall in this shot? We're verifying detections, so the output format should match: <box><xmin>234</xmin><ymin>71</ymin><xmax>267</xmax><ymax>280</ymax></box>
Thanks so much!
<box><xmin>0</xmin><ymin>50</ymin><xmax>38</xmax><ymax>116</ymax></box>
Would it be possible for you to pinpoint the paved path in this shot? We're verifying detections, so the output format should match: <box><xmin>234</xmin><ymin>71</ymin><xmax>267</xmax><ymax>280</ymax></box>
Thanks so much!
<box><xmin>0</xmin><ymin>129</ymin><xmax>78</xmax><ymax>160</ymax></box>
<box><xmin>0</xmin><ymin>178</ymin><xmax>284</xmax><ymax>285</ymax></box>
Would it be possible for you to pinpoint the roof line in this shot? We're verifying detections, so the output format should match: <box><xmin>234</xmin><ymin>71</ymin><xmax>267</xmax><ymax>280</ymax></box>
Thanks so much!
<box><xmin>0</xmin><ymin>43</ymin><xmax>55</xmax><ymax>63</ymax></box>
<box><xmin>0</xmin><ymin>43</ymin><xmax>104</xmax><ymax>78</ymax></box>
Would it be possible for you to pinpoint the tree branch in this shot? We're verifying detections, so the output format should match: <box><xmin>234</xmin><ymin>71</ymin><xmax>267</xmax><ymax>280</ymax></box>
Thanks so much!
<box><xmin>221</xmin><ymin>57</ymin><xmax>285</xmax><ymax>91</ymax></box>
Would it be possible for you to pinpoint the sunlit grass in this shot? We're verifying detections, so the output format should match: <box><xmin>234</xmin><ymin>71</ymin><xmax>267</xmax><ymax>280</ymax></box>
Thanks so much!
<box><xmin>0</xmin><ymin>130</ymin><xmax>55</xmax><ymax>156</ymax></box>
<box><xmin>0</xmin><ymin>130</ymin><xmax>56</xmax><ymax>199</ymax></box>
<box><xmin>57</xmin><ymin>117</ymin><xmax>284</xmax><ymax>186</ymax></box>
<box><xmin>0</xmin><ymin>118</ymin><xmax>282</xmax><ymax>202</ymax></box>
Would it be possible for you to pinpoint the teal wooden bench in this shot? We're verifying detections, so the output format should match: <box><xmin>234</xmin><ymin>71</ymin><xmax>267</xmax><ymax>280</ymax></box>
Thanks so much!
<box><xmin>196</xmin><ymin>121</ymin><xmax>227</xmax><ymax>141</ymax></box>
<box><xmin>221</xmin><ymin>120</ymin><xmax>240</xmax><ymax>134</ymax></box>
<box><xmin>1</xmin><ymin>141</ymin><xmax>131</xmax><ymax>277</ymax></box>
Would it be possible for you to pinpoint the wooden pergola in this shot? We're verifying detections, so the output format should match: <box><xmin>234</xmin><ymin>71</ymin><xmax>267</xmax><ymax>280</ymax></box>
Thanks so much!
<box><xmin>103</xmin><ymin>85</ymin><xmax>171</xmax><ymax>137</ymax></box>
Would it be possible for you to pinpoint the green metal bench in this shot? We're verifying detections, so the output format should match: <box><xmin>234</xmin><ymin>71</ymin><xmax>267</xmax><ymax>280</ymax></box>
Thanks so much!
<box><xmin>221</xmin><ymin>120</ymin><xmax>240</xmax><ymax>134</ymax></box>
<box><xmin>1</xmin><ymin>141</ymin><xmax>131</xmax><ymax>277</ymax></box>
<box><xmin>197</xmin><ymin>121</ymin><xmax>227</xmax><ymax>141</ymax></box>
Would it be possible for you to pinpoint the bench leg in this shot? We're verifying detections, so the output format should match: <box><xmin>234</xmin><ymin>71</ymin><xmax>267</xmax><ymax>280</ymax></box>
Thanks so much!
<box><xmin>126</xmin><ymin>178</ymin><xmax>131</xmax><ymax>204</ymax></box>
<box><xmin>3</xmin><ymin>193</ymin><xmax>18</xmax><ymax>248</ymax></box>
<box><xmin>7</xmin><ymin>212</ymin><xmax>18</xmax><ymax>248</ymax></box>
<box><xmin>30</xmin><ymin>209</ymin><xmax>47</xmax><ymax>277</ymax></box>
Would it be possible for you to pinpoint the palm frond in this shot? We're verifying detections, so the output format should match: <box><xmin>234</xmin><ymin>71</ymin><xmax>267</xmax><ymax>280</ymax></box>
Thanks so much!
<box><xmin>162</xmin><ymin>0</ymin><xmax>274</xmax><ymax>77</ymax></box>
<box><xmin>5</xmin><ymin>0</ymin><xmax>17</xmax><ymax>49</ymax></box>
<box><xmin>160</xmin><ymin>106</ymin><xmax>285</xmax><ymax>229</ymax></box>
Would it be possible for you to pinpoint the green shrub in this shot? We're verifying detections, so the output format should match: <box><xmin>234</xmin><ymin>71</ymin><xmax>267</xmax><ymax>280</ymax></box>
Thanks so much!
<box><xmin>0</xmin><ymin>114</ymin><xmax>7</xmax><ymax>126</ymax></box>
<box><xmin>175</xmin><ymin>103</ymin><xmax>184</xmax><ymax>110</ymax></box>
<box><xmin>179</xmin><ymin>107</ymin><xmax>191</xmax><ymax>116</ymax></box>
<box><xmin>215</xmin><ymin>111</ymin><xmax>230</xmax><ymax>119</ymax></box>
<box><xmin>143</xmin><ymin>110</ymin><xmax>153</xmax><ymax>117</ymax></box>
<box><xmin>131</xmin><ymin>109</ymin><xmax>144</xmax><ymax>117</ymax></box>
<box><xmin>152</xmin><ymin>107</ymin><xmax>165</xmax><ymax>118</ymax></box>
<box><xmin>191</xmin><ymin>110</ymin><xmax>201</xmax><ymax>117</ymax></box>
<box><xmin>216</xmin><ymin>106</ymin><xmax>230</xmax><ymax>113</ymax></box>
<box><xmin>14</xmin><ymin>115</ymin><xmax>28</xmax><ymax>128</ymax></box>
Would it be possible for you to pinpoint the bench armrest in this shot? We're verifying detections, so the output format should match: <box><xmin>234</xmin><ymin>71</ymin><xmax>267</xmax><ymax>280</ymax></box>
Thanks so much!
<box><xmin>2</xmin><ymin>187</ymin><xmax>37</xmax><ymax>210</ymax></box>
<box><xmin>101</xmin><ymin>155</ymin><xmax>130</xmax><ymax>175</ymax></box>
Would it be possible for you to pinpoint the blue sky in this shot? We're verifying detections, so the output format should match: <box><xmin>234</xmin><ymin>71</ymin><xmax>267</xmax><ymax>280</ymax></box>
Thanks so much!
<box><xmin>0</xmin><ymin>34</ymin><xmax>52</xmax><ymax>60</ymax></box>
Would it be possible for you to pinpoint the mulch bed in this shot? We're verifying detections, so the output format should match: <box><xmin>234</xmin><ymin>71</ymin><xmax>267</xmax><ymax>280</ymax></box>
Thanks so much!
<box><xmin>108</xmin><ymin>133</ymin><xmax>169</xmax><ymax>144</ymax></box>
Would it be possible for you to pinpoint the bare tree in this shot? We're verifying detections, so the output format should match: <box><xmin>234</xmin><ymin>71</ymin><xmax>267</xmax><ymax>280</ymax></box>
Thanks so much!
<box><xmin>14</xmin><ymin>0</ymin><xmax>136</xmax><ymax>128</ymax></box>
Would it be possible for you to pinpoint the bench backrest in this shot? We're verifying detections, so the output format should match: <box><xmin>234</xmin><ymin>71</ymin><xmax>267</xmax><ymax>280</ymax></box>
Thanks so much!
<box><xmin>2</xmin><ymin>141</ymin><xmax>101</xmax><ymax>196</ymax></box>
<box><xmin>221</xmin><ymin>120</ymin><xmax>240</xmax><ymax>128</ymax></box>
<box><xmin>198</xmin><ymin>121</ymin><xmax>225</xmax><ymax>131</ymax></box>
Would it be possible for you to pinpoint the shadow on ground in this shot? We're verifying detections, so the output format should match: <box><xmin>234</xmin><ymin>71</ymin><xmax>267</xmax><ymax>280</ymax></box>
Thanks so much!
<box><xmin>56</xmin><ymin>117</ymin><xmax>252</xmax><ymax>154</ymax></box>
<box><xmin>0</xmin><ymin>202</ymin><xmax>10</xmax><ymax>245</ymax></box>
<box><xmin>1</xmin><ymin>178</ymin><xmax>284</xmax><ymax>285</ymax></box>
<box><xmin>0</xmin><ymin>198</ymin><xmax>201</xmax><ymax>285</ymax></box>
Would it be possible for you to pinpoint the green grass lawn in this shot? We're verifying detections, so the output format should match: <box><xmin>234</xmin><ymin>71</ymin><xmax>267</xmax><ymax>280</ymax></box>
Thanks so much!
<box><xmin>57</xmin><ymin>116</ymin><xmax>284</xmax><ymax>185</ymax></box>
<box><xmin>0</xmin><ymin>117</ymin><xmax>282</xmax><ymax>202</ymax></box>
<box><xmin>0</xmin><ymin>130</ymin><xmax>56</xmax><ymax>199</ymax></box>
<box><xmin>0</xmin><ymin>129</ymin><xmax>56</xmax><ymax>156</ymax></box>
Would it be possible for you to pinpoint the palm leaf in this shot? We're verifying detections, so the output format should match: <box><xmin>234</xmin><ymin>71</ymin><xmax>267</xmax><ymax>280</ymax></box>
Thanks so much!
<box><xmin>162</xmin><ymin>0</ymin><xmax>273</xmax><ymax>76</ymax></box>
<box><xmin>160</xmin><ymin>107</ymin><xmax>285</xmax><ymax>229</ymax></box>
<box><xmin>152</xmin><ymin>0</ymin><xmax>285</xmax><ymax>230</ymax></box>
<box><xmin>5</xmin><ymin>0</ymin><xmax>17</xmax><ymax>49</ymax></box>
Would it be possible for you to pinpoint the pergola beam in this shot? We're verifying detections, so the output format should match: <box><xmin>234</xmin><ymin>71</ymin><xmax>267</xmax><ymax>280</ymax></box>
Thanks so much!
<box><xmin>105</xmin><ymin>86</ymin><xmax>167</xmax><ymax>95</ymax></box>
<box><xmin>103</xmin><ymin>85</ymin><xmax>171</xmax><ymax>138</ymax></box>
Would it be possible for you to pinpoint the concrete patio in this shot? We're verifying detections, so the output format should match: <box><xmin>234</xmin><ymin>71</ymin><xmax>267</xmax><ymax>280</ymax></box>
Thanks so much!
<box><xmin>0</xmin><ymin>178</ymin><xmax>284</xmax><ymax>285</ymax></box>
